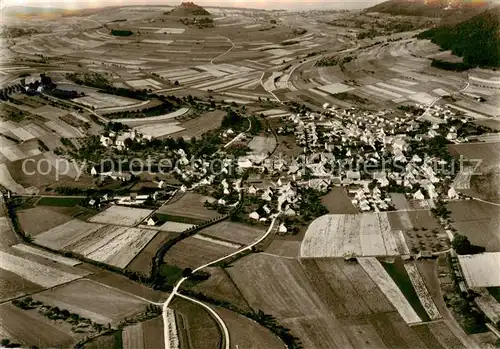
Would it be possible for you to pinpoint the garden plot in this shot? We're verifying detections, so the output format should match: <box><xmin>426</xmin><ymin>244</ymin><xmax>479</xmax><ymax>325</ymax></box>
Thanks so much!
<box><xmin>358</xmin><ymin>257</ymin><xmax>421</xmax><ymax>324</ymax></box>
<box><xmin>195</xmin><ymin>65</ymin><xmax>230</xmax><ymax>77</ymax></box>
<box><xmin>175</xmin><ymin>72</ymin><xmax>213</xmax><ymax>84</ymax></box>
<box><xmin>260</xmin><ymin>109</ymin><xmax>288</xmax><ymax>117</ymax></box>
<box><xmin>154</xmin><ymin>68</ymin><xmax>199</xmax><ymax>79</ymax></box>
<box><xmin>33</xmin><ymin>279</ymin><xmax>148</xmax><ymax>326</ymax></box>
<box><xmin>301</xmin><ymin>213</ymin><xmax>399</xmax><ymax>258</ymax></box>
<box><xmin>404</xmin><ymin>262</ymin><xmax>441</xmax><ymax>320</ymax></box>
<box><xmin>89</xmin><ymin>205</ymin><xmax>153</xmax><ymax>226</ymax></box>
<box><xmin>35</xmin><ymin>220</ymin><xmax>104</xmax><ymax>250</ymax></box>
<box><xmin>317</xmin><ymin>83</ymin><xmax>354</xmax><ymax>95</ymax></box>
<box><xmin>458</xmin><ymin>253</ymin><xmax>500</xmax><ymax>287</ymax></box>
<box><xmin>114</xmin><ymin>108</ymin><xmax>189</xmax><ymax>125</ymax></box>
<box><xmin>0</xmin><ymin>251</ymin><xmax>84</xmax><ymax>288</ymax></box>
<box><xmin>0</xmin><ymin>164</ymin><xmax>25</xmax><ymax>193</ymax></box>
<box><xmin>197</xmin><ymin>75</ymin><xmax>257</xmax><ymax>92</ymax></box>
<box><xmin>73</xmin><ymin>92</ymin><xmax>138</xmax><ymax>109</ymax></box>
<box><xmin>12</xmin><ymin>244</ymin><xmax>80</xmax><ymax>266</ymax></box>
<box><xmin>364</xmin><ymin>85</ymin><xmax>403</xmax><ymax>99</ymax></box>
<box><xmin>391</xmin><ymin>78</ymin><xmax>419</xmax><ymax>86</ymax></box>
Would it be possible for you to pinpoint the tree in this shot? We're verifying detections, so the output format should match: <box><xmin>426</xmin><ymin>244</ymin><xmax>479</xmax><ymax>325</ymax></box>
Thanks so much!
<box><xmin>174</xmin><ymin>80</ymin><xmax>179</xmax><ymax>86</ymax></box>
<box><xmin>452</xmin><ymin>234</ymin><xmax>472</xmax><ymax>255</ymax></box>
<box><xmin>1</xmin><ymin>339</ymin><xmax>10</xmax><ymax>347</ymax></box>
<box><xmin>182</xmin><ymin>268</ymin><xmax>193</xmax><ymax>277</ymax></box>
<box><xmin>123</xmin><ymin>137</ymin><xmax>134</xmax><ymax>149</ymax></box>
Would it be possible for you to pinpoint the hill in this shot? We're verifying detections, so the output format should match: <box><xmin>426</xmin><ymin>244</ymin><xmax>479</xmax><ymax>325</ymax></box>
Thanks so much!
<box><xmin>366</xmin><ymin>0</ymin><xmax>491</xmax><ymax>18</ymax></box>
<box><xmin>165</xmin><ymin>2</ymin><xmax>211</xmax><ymax>16</ymax></box>
<box><xmin>417</xmin><ymin>7</ymin><xmax>500</xmax><ymax>67</ymax></box>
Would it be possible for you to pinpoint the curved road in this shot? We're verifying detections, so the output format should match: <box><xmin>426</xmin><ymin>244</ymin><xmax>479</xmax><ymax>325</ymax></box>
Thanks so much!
<box><xmin>162</xmin><ymin>216</ymin><xmax>279</xmax><ymax>349</ymax></box>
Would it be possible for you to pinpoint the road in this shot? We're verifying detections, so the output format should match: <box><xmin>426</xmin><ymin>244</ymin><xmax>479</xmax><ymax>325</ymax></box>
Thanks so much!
<box><xmin>161</xmin><ymin>215</ymin><xmax>279</xmax><ymax>349</ymax></box>
<box><xmin>211</xmin><ymin>36</ymin><xmax>235</xmax><ymax>65</ymax></box>
<box><xmin>417</xmin><ymin>80</ymin><xmax>470</xmax><ymax>121</ymax></box>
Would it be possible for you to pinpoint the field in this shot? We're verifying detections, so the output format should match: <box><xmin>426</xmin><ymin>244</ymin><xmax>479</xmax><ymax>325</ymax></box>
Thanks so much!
<box><xmin>215</xmin><ymin>306</ymin><xmax>285</xmax><ymax>349</ymax></box>
<box><xmin>33</xmin><ymin>279</ymin><xmax>149</xmax><ymax>325</ymax></box>
<box><xmin>321</xmin><ymin>187</ymin><xmax>359</xmax><ymax>214</ymax></box>
<box><xmin>198</xmin><ymin>221</ymin><xmax>264</xmax><ymax>245</ymax></box>
<box><xmin>17</xmin><ymin>206</ymin><xmax>74</xmax><ymax>235</ymax></box>
<box><xmin>301</xmin><ymin>213</ymin><xmax>401</xmax><ymax>258</ymax></box>
<box><xmin>458</xmin><ymin>253</ymin><xmax>500</xmax><ymax>287</ymax></box>
<box><xmin>126</xmin><ymin>231</ymin><xmax>180</xmax><ymax>277</ymax></box>
<box><xmin>89</xmin><ymin>206</ymin><xmax>154</xmax><ymax>226</ymax></box>
<box><xmin>0</xmin><ymin>267</ymin><xmax>43</xmax><ymax>302</ymax></box>
<box><xmin>12</xmin><ymin>243</ymin><xmax>80</xmax><ymax>266</ymax></box>
<box><xmin>36</xmin><ymin>197</ymin><xmax>84</xmax><ymax>206</ymax></box>
<box><xmin>0</xmin><ymin>303</ymin><xmax>76</xmax><ymax>348</ymax></box>
<box><xmin>192</xmin><ymin>266</ymin><xmax>251</xmax><ymax>311</ymax></box>
<box><xmin>156</xmin><ymin>192</ymin><xmax>220</xmax><ymax>222</ymax></box>
<box><xmin>164</xmin><ymin>235</ymin><xmax>237</xmax><ymax>269</ymax></box>
<box><xmin>34</xmin><ymin>219</ymin><xmax>104</xmax><ymax>250</ymax></box>
<box><xmin>122</xmin><ymin>316</ymin><xmax>165</xmax><ymax>349</ymax></box>
<box><xmin>387</xmin><ymin>210</ymin><xmax>449</xmax><ymax>254</ymax></box>
<box><xmin>170</xmin><ymin>297</ymin><xmax>222</xmax><ymax>349</ymax></box>
<box><xmin>358</xmin><ymin>257</ymin><xmax>421</xmax><ymax>324</ymax></box>
<box><xmin>0</xmin><ymin>250</ymin><xmax>85</xmax><ymax>288</ymax></box>
<box><xmin>37</xmin><ymin>221</ymin><xmax>157</xmax><ymax>268</ymax></box>
<box><xmin>227</xmin><ymin>254</ymin><xmax>465</xmax><ymax>349</ymax></box>
<box><xmin>448</xmin><ymin>200</ymin><xmax>500</xmax><ymax>252</ymax></box>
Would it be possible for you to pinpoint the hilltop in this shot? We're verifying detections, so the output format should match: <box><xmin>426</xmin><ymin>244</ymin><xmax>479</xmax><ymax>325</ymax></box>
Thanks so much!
<box><xmin>165</xmin><ymin>2</ymin><xmax>211</xmax><ymax>16</ymax></box>
<box><xmin>417</xmin><ymin>7</ymin><xmax>500</xmax><ymax>67</ymax></box>
<box><xmin>366</xmin><ymin>0</ymin><xmax>491</xmax><ymax>18</ymax></box>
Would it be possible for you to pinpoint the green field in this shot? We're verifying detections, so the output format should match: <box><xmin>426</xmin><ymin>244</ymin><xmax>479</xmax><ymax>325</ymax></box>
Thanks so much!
<box><xmin>379</xmin><ymin>257</ymin><xmax>431</xmax><ymax>322</ymax></box>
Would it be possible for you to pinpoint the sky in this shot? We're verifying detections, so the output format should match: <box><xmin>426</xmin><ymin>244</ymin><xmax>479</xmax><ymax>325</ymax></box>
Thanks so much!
<box><xmin>1</xmin><ymin>0</ymin><xmax>384</xmax><ymax>11</ymax></box>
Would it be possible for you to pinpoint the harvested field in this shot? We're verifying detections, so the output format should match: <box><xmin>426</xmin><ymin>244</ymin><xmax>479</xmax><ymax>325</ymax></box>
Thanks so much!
<box><xmin>157</xmin><ymin>221</ymin><xmax>194</xmax><ymax>232</ymax></box>
<box><xmin>170</xmin><ymin>297</ymin><xmax>221</xmax><ymax>349</ymax></box>
<box><xmin>33</xmin><ymin>279</ymin><xmax>148</xmax><ymax>325</ymax></box>
<box><xmin>126</xmin><ymin>231</ymin><xmax>180</xmax><ymax>277</ymax></box>
<box><xmin>156</xmin><ymin>192</ymin><xmax>220</xmax><ymax>222</ymax></box>
<box><xmin>192</xmin><ymin>267</ymin><xmax>251</xmax><ymax>311</ymax></box>
<box><xmin>458</xmin><ymin>253</ymin><xmax>500</xmax><ymax>287</ymax></box>
<box><xmin>248</xmin><ymin>136</ymin><xmax>277</xmax><ymax>155</ymax></box>
<box><xmin>264</xmin><ymin>240</ymin><xmax>301</xmax><ymax>258</ymax></box>
<box><xmin>164</xmin><ymin>235</ymin><xmax>237</xmax><ymax>270</ymax></box>
<box><xmin>175</xmin><ymin>110</ymin><xmax>225</xmax><ymax>139</ymax></box>
<box><xmin>0</xmin><ymin>267</ymin><xmax>42</xmax><ymax>302</ymax></box>
<box><xmin>321</xmin><ymin>187</ymin><xmax>359</xmax><ymax>214</ymax></box>
<box><xmin>0</xmin><ymin>250</ymin><xmax>84</xmax><ymax>288</ymax></box>
<box><xmin>198</xmin><ymin>221</ymin><xmax>263</xmax><ymax>245</ymax></box>
<box><xmin>404</xmin><ymin>262</ymin><xmax>441</xmax><ymax>320</ymax></box>
<box><xmin>17</xmin><ymin>206</ymin><xmax>73</xmax><ymax>235</ymax></box>
<box><xmin>0</xmin><ymin>303</ymin><xmax>76</xmax><ymax>348</ymax></box>
<box><xmin>114</xmin><ymin>107</ymin><xmax>189</xmax><ymax>125</ymax></box>
<box><xmin>301</xmin><ymin>213</ymin><xmax>399</xmax><ymax>258</ymax></box>
<box><xmin>89</xmin><ymin>205</ymin><xmax>153</xmax><ymax>226</ymax></box>
<box><xmin>358</xmin><ymin>257</ymin><xmax>421</xmax><ymax>324</ymax></box>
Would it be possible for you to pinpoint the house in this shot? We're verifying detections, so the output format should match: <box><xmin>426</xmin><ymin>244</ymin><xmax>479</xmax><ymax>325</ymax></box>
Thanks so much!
<box><xmin>90</xmin><ymin>166</ymin><xmax>98</xmax><ymax>176</ymax></box>
<box><xmin>100</xmin><ymin>135</ymin><xmax>113</xmax><ymax>147</ymax></box>
<box><xmin>147</xmin><ymin>216</ymin><xmax>159</xmax><ymax>226</ymax></box>
<box><xmin>413</xmin><ymin>189</ymin><xmax>425</xmax><ymax>201</ymax></box>
<box><xmin>278</xmin><ymin>223</ymin><xmax>287</xmax><ymax>234</ymax></box>
<box><xmin>448</xmin><ymin>187</ymin><xmax>459</xmax><ymax>200</ymax></box>
<box><xmin>247</xmin><ymin>185</ymin><xmax>257</xmax><ymax>195</ymax></box>
<box><xmin>446</xmin><ymin>132</ymin><xmax>457</xmax><ymax>141</ymax></box>
<box><xmin>249</xmin><ymin>211</ymin><xmax>260</xmax><ymax>220</ymax></box>
<box><xmin>346</xmin><ymin>171</ymin><xmax>361</xmax><ymax>183</ymax></box>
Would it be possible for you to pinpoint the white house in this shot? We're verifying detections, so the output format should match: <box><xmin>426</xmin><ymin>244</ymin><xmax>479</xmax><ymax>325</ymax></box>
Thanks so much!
<box><xmin>448</xmin><ymin>187</ymin><xmax>459</xmax><ymax>200</ymax></box>
<box><xmin>147</xmin><ymin>216</ymin><xmax>159</xmax><ymax>226</ymax></box>
<box><xmin>249</xmin><ymin>211</ymin><xmax>260</xmax><ymax>220</ymax></box>
<box><xmin>278</xmin><ymin>223</ymin><xmax>288</xmax><ymax>234</ymax></box>
<box><xmin>413</xmin><ymin>189</ymin><xmax>425</xmax><ymax>201</ymax></box>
